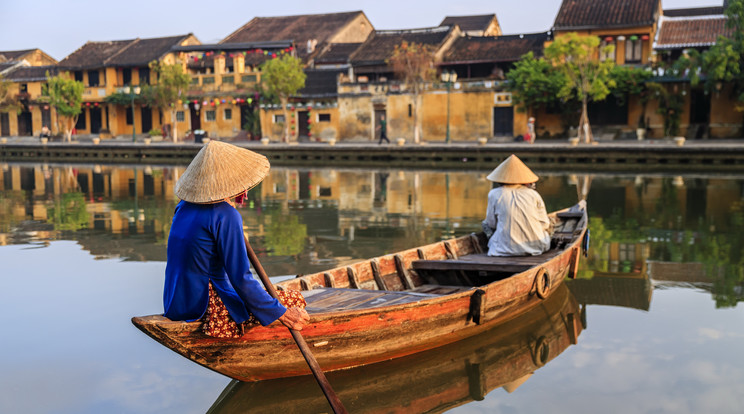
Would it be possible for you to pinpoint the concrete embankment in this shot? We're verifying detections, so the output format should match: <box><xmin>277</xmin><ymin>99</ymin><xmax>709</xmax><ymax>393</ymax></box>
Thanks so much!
<box><xmin>2</xmin><ymin>138</ymin><xmax>744</xmax><ymax>173</ymax></box>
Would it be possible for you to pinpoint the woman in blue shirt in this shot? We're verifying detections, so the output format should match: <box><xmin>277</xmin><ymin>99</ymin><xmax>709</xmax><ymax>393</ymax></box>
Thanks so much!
<box><xmin>163</xmin><ymin>141</ymin><xmax>309</xmax><ymax>336</ymax></box>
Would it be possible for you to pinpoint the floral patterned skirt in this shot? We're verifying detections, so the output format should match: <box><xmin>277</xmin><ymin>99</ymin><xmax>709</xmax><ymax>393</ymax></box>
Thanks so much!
<box><xmin>202</xmin><ymin>282</ymin><xmax>307</xmax><ymax>339</ymax></box>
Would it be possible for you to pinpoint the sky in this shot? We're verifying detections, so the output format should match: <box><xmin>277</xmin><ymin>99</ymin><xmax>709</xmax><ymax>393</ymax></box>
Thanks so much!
<box><xmin>0</xmin><ymin>0</ymin><xmax>720</xmax><ymax>61</ymax></box>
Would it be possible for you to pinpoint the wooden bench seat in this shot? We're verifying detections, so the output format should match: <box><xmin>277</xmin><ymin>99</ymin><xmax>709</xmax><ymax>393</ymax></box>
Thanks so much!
<box><xmin>411</xmin><ymin>250</ymin><xmax>563</xmax><ymax>274</ymax></box>
<box><xmin>302</xmin><ymin>285</ymin><xmax>470</xmax><ymax>312</ymax></box>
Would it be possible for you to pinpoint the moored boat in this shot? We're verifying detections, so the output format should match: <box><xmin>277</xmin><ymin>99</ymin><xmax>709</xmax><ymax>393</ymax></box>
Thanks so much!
<box><xmin>132</xmin><ymin>203</ymin><xmax>588</xmax><ymax>381</ymax></box>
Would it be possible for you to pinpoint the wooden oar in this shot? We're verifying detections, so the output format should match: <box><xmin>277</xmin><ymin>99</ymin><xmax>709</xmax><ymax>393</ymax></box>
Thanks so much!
<box><xmin>243</xmin><ymin>234</ymin><xmax>348</xmax><ymax>414</ymax></box>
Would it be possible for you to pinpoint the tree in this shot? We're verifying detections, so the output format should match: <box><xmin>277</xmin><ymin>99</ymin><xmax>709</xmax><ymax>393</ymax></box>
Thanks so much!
<box><xmin>609</xmin><ymin>65</ymin><xmax>653</xmax><ymax>129</ymax></box>
<box><xmin>506</xmin><ymin>51</ymin><xmax>566</xmax><ymax>118</ymax></box>
<box><xmin>146</xmin><ymin>60</ymin><xmax>191</xmax><ymax>142</ymax></box>
<box><xmin>0</xmin><ymin>74</ymin><xmax>21</xmax><ymax>115</ymax></box>
<box><xmin>44</xmin><ymin>72</ymin><xmax>84</xmax><ymax>142</ymax></box>
<box><xmin>544</xmin><ymin>33</ymin><xmax>616</xmax><ymax>143</ymax></box>
<box><xmin>700</xmin><ymin>0</ymin><xmax>744</xmax><ymax>131</ymax></box>
<box><xmin>388</xmin><ymin>41</ymin><xmax>437</xmax><ymax>144</ymax></box>
<box><xmin>260</xmin><ymin>54</ymin><xmax>306</xmax><ymax>142</ymax></box>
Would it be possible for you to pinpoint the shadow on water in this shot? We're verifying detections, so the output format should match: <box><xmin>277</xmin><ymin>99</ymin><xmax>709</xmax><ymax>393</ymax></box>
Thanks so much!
<box><xmin>206</xmin><ymin>283</ymin><xmax>582</xmax><ymax>414</ymax></box>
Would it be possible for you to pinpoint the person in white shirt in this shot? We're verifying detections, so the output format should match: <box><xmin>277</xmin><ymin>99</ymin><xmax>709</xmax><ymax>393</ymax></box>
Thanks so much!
<box><xmin>482</xmin><ymin>154</ymin><xmax>551</xmax><ymax>256</ymax></box>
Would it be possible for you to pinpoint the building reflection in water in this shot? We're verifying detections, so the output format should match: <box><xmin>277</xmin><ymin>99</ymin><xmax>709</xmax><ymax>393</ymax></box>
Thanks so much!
<box><xmin>0</xmin><ymin>164</ymin><xmax>742</xmax><ymax>305</ymax></box>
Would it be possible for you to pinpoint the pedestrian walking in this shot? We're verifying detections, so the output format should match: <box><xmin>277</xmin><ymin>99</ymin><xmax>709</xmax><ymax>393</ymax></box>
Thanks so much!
<box><xmin>377</xmin><ymin>115</ymin><xmax>390</xmax><ymax>144</ymax></box>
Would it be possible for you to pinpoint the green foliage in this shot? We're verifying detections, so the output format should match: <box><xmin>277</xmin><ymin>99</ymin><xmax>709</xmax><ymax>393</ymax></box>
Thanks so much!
<box><xmin>148</xmin><ymin>128</ymin><xmax>162</xmax><ymax>137</ymax></box>
<box><xmin>260</xmin><ymin>55</ymin><xmax>306</xmax><ymax>101</ymax></box>
<box><xmin>104</xmin><ymin>92</ymin><xmax>142</xmax><ymax>106</ymax></box>
<box><xmin>0</xmin><ymin>74</ymin><xmax>21</xmax><ymax>114</ymax></box>
<box><xmin>44</xmin><ymin>72</ymin><xmax>84</xmax><ymax>119</ymax></box>
<box><xmin>544</xmin><ymin>33</ymin><xmax>616</xmax><ymax>104</ymax></box>
<box><xmin>147</xmin><ymin>61</ymin><xmax>191</xmax><ymax>110</ymax></box>
<box><xmin>506</xmin><ymin>51</ymin><xmax>566</xmax><ymax>114</ymax></box>
<box><xmin>647</xmin><ymin>82</ymin><xmax>684</xmax><ymax>136</ymax></box>
<box><xmin>47</xmin><ymin>192</ymin><xmax>89</xmax><ymax>231</ymax></box>
<box><xmin>609</xmin><ymin>65</ymin><xmax>653</xmax><ymax>103</ymax></box>
<box><xmin>264</xmin><ymin>213</ymin><xmax>307</xmax><ymax>256</ymax></box>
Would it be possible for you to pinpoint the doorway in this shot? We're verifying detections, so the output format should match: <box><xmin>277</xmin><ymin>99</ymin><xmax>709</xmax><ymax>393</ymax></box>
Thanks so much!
<box><xmin>0</xmin><ymin>113</ymin><xmax>9</xmax><ymax>136</ymax></box>
<box><xmin>17</xmin><ymin>111</ymin><xmax>32</xmax><ymax>136</ymax></box>
<box><xmin>493</xmin><ymin>107</ymin><xmax>513</xmax><ymax>137</ymax></box>
<box><xmin>190</xmin><ymin>104</ymin><xmax>201</xmax><ymax>132</ymax></box>
<box><xmin>89</xmin><ymin>107</ymin><xmax>102</xmax><ymax>134</ymax></box>
<box><xmin>240</xmin><ymin>104</ymin><xmax>260</xmax><ymax>140</ymax></box>
<box><xmin>298</xmin><ymin>111</ymin><xmax>309</xmax><ymax>140</ymax></box>
<box><xmin>140</xmin><ymin>107</ymin><xmax>152</xmax><ymax>135</ymax></box>
<box><xmin>41</xmin><ymin>106</ymin><xmax>52</xmax><ymax>131</ymax></box>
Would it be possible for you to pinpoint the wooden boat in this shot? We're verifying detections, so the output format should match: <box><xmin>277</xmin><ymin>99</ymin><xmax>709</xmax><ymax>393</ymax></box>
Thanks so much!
<box><xmin>132</xmin><ymin>203</ymin><xmax>588</xmax><ymax>382</ymax></box>
<box><xmin>206</xmin><ymin>283</ymin><xmax>583</xmax><ymax>414</ymax></box>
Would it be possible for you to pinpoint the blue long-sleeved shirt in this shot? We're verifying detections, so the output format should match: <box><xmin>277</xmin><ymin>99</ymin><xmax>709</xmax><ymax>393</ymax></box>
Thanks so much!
<box><xmin>163</xmin><ymin>200</ymin><xmax>286</xmax><ymax>325</ymax></box>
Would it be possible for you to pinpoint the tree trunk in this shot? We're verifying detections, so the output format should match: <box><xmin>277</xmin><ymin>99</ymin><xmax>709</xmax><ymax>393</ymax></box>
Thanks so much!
<box><xmin>577</xmin><ymin>98</ymin><xmax>593</xmax><ymax>144</ymax></box>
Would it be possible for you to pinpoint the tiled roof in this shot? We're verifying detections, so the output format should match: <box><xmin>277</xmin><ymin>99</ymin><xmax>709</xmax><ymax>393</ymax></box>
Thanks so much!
<box><xmin>59</xmin><ymin>35</ymin><xmax>191</xmax><ymax>69</ymax></box>
<box><xmin>221</xmin><ymin>11</ymin><xmax>365</xmax><ymax>59</ymax></box>
<box><xmin>442</xmin><ymin>33</ymin><xmax>550</xmax><ymax>64</ymax></box>
<box><xmin>0</xmin><ymin>49</ymin><xmax>36</xmax><ymax>62</ymax></box>
<box><xmin>553</xmin><ymin>0</ymin><xmax>659</xmax><ymax>30</ymax></box>
<box><xmin>663</xmin><ymin>6</ymin><xmax>724</xmax><ymax>17</ymax></box>
<box><xmin>3</xmin><ymin>65</ymin><xmax>58</xmax><ymax>82</ymax></box>
<box><xmin>105</xmin><ymin>35</ymin><xmax>192</xmax><ymax>67</ymax></box>
<box><xmin>0</xmin><ymin>61</ymin><xmax>19</xmax><ymax>74</ymax></box>
<box><xmin>440</xmin><ymin>14</ymin><xmax>497</xmax><ymax>33</ymax></box>
<box><xmin>297</xmin><ymin>69</ymin><xmax>343</xmax><ymax>97</ymax></box>
<box><xmin>656</xmin><ymin>17</ymin><xmax>731</xmax><ymax>49</ymax></box>
<box><xmin>58</xmin><ymin>40</ymin><xmax>133</xmax><ymax>69</ymax></box>
<box><xmin>350</xmin><ymin>26</ymin><xmax>454</xmax><ymax>66</ymax></box>
<box><xmin>314</xmin><ymin>43</ymin><xmax>362</xmax><ymax>65</ymax></box>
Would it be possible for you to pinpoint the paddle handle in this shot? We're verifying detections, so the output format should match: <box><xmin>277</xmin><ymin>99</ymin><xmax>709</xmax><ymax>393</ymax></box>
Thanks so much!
<box><xmin>243</xmin><ymin>235</ymin><xmax>348</xmax><ymax>414</ymax></box>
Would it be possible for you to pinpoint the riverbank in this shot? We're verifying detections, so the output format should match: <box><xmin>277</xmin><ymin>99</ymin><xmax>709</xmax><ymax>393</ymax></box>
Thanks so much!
<box><xmin>2</xmin><ymin>135</ymin><xmax>744</xmax><ymax>172</ymax></box>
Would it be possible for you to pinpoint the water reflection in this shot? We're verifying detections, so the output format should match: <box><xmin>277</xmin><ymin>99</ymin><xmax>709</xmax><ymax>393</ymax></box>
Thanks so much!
<box><xmin>207</xmin><ymin>283</ymin><xmax>582</xmax><ymax>414</ymax></box>
<box><xmin>1</xmin><ymin>163</ymin><xmax>742</xmax><ymax>306</ymax></box>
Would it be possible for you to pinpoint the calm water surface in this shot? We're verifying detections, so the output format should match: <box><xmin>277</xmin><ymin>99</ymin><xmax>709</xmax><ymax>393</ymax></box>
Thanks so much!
<box><xmin>1</xmin><ymin>163</ymin><xmax>742</xmax><ymax>414</ymax></box>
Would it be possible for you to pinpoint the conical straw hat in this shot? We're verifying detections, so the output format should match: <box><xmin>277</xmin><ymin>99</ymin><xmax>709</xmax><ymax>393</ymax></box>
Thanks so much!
<box><xmin>175</xmin><ymin>140</ymin><xmax>270</xmax><ymax>203</ymax></box>
<box><xmin>486</xmin><ymin>154</ymin><xmax>539</xmax><ymax>184</ymax></box>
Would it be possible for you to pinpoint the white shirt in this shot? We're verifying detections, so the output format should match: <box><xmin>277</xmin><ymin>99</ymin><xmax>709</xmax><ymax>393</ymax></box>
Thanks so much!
<box><xmin>484</xmin><ymin>185</ymin><xmax>551</xmax><ymax>256</ymax></box>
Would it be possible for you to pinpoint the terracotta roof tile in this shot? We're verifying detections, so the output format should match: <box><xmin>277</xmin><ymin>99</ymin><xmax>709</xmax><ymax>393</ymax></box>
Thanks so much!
<box><xmin>656</xmin><ymin>17</ymin><xmax>731</xmax><ymax>49</ymax></box>
<box><xmin>350</xmin><ymin>26</ymin><xmax>454</xmax><ymax>66</ymax></box>
<box><xmin>442</xmin><ymin>33</ymin><xmax>550</xmax><ymax>64</ymax></box>
<box><xmin>221</xmin><ymin>11</ymin><xmax>365</xmax><ymax>59</ymax></box>
<box><xmin>440</xmin><ymin>14</ymin><xmax>497</xmax><ymax>33</ymax></box>
<box><xmin>554</xmin><ymin>0</ymin><xmax>659</xmax><ymax>30</ymax></box>
<box><xmin>59</xmin><ymin>35</ymin><xmax>191</xmax><ymax>69</ymax></box>
<box><xmin>3</xmin><ymin>65</ymin><xmax>58</xmax><ymax>82</ymax></box>
<box><xmin>663</xmin><ymin>7</ymin><xmax>724</xmax><ymax>17</ymax></box>
<box><xmin>314</xmin><ymin>43</ymin><xmax>362</xmax><ymax>64</ymax></box>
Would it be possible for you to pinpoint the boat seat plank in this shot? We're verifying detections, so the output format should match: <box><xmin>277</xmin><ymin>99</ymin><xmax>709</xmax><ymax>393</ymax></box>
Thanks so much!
<box><xmin>410</xmin><ymin>284</ymin><xmax>474</xmax><ymax>295</ymax></box>
<box><xmin>302</xmin><ymin>287</ymin><xmax>451</xmax><ymax>312</ymax></box>
<box><xmin>411</xmin><ymin>250</ymin><xmax>563</xmax><ymax>274</ymax></box>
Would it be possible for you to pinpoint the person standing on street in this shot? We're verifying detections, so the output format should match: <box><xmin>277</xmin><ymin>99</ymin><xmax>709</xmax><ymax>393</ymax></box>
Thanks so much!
<box><xmin>377</xmin><ymin>115</ymin><xmax>390</xmax><ymax>144</ymax></box>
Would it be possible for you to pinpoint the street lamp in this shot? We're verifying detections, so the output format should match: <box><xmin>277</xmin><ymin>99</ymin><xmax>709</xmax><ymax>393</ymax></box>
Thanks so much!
<box><xmin>126</xmin><ymin>86</ymin><xmax>141</xmax><ymax>142</ymax></box>
<box><xmin>441</xmin><ymin>70</ymin><xmax>457</xmax><ymax>143</ymax></box>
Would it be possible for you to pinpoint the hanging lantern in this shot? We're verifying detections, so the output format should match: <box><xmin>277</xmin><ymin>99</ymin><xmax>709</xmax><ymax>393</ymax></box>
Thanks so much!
<box><xmin>177</xmin><ymin>99</ymin><xmax>183</xmax><ymax>105</ymax></box>
<box><xmin>94</xmin><ymin>102</ymin><xmax>99</xmax><ymax>107</ymax></box>
<box><xmin>604</xmin><ymin>36</ymin><xmax>613</xmax><ymax>42</ymax></box>
<box><xmin>221</xmin><ymin>99</ymin><xmax>226</xmax><ymax>103</ymax></box>
<box><xmin>86</xmin><ymin>102</ymin><xmax>91</xmax><ymax>107</ymax></box>
<box><xmin>44</xmin><ymin>105</ymin><xmax>49</xmax><ymax>110</ymax></box>
<box><xmin>630</xmin><ymin>35</ymin><xmax>639</xmax><ymax>41</ymax></box>
<box><xmin>231</xmin><ymin>99</ymin><xmax>236</xmax><ymax>104</ymax></box>
<box><xmin>203</xmin><ymin>100</ymin><xmax>208</xmax><ymax>105</ymax></box>
<box><xmin>247</xmin><ymin>98</ymin><xmax>253</xmax><ymax>104</ymax></box>
<box><xmin>641</xmin><ymin>34</ymin><xmax>649</xmax><ymax>41</ymax></box>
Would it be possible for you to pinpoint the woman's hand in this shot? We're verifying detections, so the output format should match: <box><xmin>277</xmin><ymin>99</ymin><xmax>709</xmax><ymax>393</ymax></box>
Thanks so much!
<box><xmin>278</xmin><ymin>307</ymin><xmax>310</xmax><ymax>330</ymax></box>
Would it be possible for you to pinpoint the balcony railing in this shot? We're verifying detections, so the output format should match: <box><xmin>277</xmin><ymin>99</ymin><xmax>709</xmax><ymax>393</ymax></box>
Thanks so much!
<box><xmin>188</xmin><ymin>72</ymin><xmax>261</xmax><ymax>92</ymax></box>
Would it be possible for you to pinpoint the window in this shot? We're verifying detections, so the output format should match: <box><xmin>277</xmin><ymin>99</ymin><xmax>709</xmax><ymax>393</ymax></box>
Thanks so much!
<box><xmin>74</xmin><ymin>71</ymin><xmax>84</xmax><ymax>82</ymax></box>
<box><xmin>318</xmin><ymin>113</ymin><xmax>331</xmax><ymax>122</ymax></box>
<box><xmin>241</xmin><ymin>74</ymin><xmax>257</xmax><ymax>83</ymax></box>
<box><xmin>274</xmin><ymin>114</ymin><xmax>285</xmax><ymax>123</ymax></box>
<box><xmin>599</xmin><ymin>39</ymin><xmax>616</xmax><ymax>62</ymax></box>
<box><xmin>222</xmin><ymin>75</ymin><xmax>234</xmax><ymax>84</ymax></box>
<box><xmin>20</xmin><ymin>84</ymin><xmax>28</xmax><ymax>93</ymax></box>
<box><xmin>206</xmin><ymin>110</ymin><xmax>216</xmax><ymax>121</ymax></box>
<box><xmin>224</xmin><ymin>108</ymin><xmax>232</xmax><ymax>120</ymax></box>
<box><xmin>122</xmin><ymin>68</ymin><xmax>132</xmax><ymax>85</ymax></box>
<box><xmin>88</xmin><ymin>70</ymin><xmax>99</xmax><ymax>87</ymax></box>
<box><xmin>625</xmin><ymin>38</ymin><xmax>642</xmax><ymax>63</ymax></box>
<box><xmin>408</xmin><ymin>104</ymin><xmax>412</xmax><ymax>117</ymax></box>
<box><xmin>139</xmin><ymin>68</ymin><xmax>150</xmax><ymax>85</ymax></box>
<box><xmin>203</xmin><ymin>76</ymin><xmax>215</xmax><ymax>84</ymax></box>
<box><xmin>176</xmin><ymin>111</ymin><xmax>185</xmax><ymax>122</ymax></box>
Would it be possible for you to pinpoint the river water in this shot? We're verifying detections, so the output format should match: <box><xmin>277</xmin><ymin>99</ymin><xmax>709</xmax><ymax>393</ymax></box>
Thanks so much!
<box><xmin>0</xmin><ymin>163</ymin><xmax>742</xmax><ymax>414</ymax></box>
